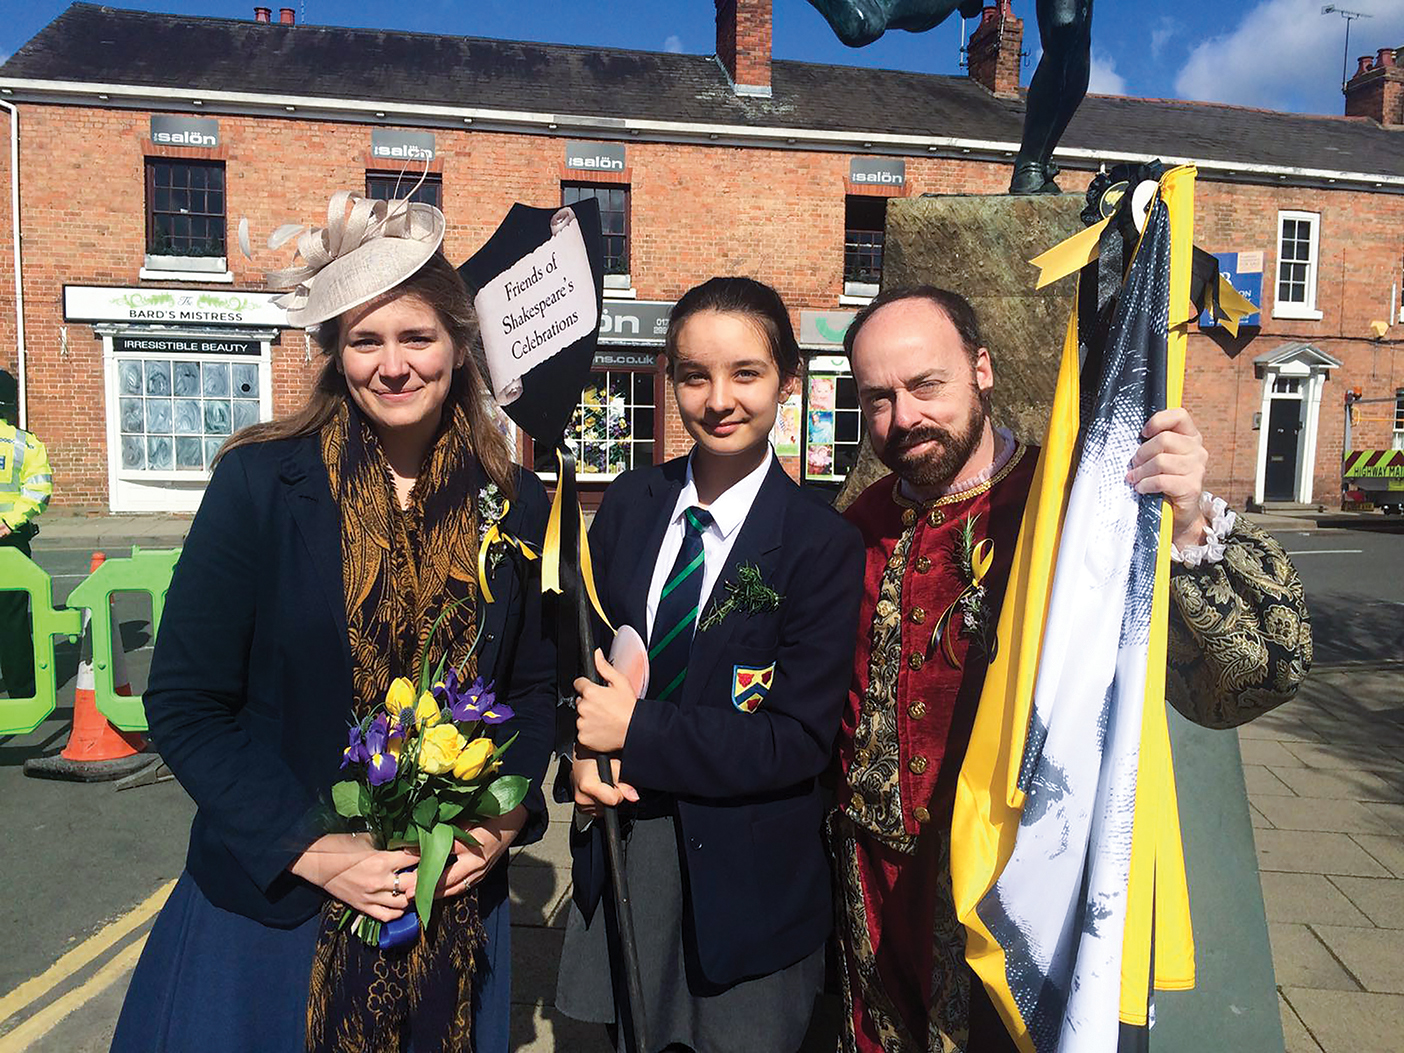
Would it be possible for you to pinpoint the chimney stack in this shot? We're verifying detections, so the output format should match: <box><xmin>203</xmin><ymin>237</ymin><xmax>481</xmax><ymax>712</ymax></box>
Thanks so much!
<box><xmin>279</xmin><ymin>7</ymin><xmax>295</xmax><ymax>23</ymax></box>
<box><xmin>1345</xmin><ymin>45</ymin><xmax>1404</xmax><ymax>126</ymax></box>
<box><xmin>966</xmin><ymin>1</ymin><xmax>1024</xmax><ymax>98</ymax></box>
<box><xmin>715</xmin><ymin>0</ymin><xmax>772</xmax><ymax>98</ymax></box>
<box><xmin>254</xmin><ymin>6</ymin><xmax>271</xmax><ymax>22</ymax></box>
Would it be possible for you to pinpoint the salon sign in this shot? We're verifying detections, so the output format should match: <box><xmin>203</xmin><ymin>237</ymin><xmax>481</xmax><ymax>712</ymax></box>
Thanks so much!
<box><xmin>63</xmin><ymin>286</ymin><xmax>288</xmax><ymax>328</ymax></box>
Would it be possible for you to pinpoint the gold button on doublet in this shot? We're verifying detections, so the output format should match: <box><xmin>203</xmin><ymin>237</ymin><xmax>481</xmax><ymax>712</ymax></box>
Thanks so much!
<box><xmin>909</xmin><ymin>606</ymin><xmax>927</xmax><ymax>625</ymax></box>
<box><xmin>914</xmin><ymin>555</ymin><xmax>932</xmax><ymax>574</ymax></box>
<box><xmin>901</xmin><ymin>507</ymin><xmax>917</xmax><ymax>527</ymax></box>
<box><xmin>913</xmin><ymin>806</ymin><xmax>932</xmax><ymax>824</ymax></box>
<box><xmin>908</xmin><ymin>701</ymin><xmax>927</xmax><ymax>720</ymax></box>
<box><xmin>927</xmin><ymin>508</ymin><xmax>945</xmax><ymax>527</ymax></box>
<box><xmin>909</xmin><ymin>755</ymin><xmax>929</xmax><ymax>775</ymax></box>
<box><xmin>850</xmin><ymin>791</ymin><xmax>865</xmax><ymax>812</ymax></box>
<box><xmin>854</xmin><ymin>748</ymin><xmax>870</xmax><ymax>767</ymax></box>
<box><xmin>887</xmin><ymin>553</ymin><xmax>904</xmax><ymax>570</ymax></box>
<box><xmin>876</xmin><ymin>599</ymin><xmax>896</xmax><ymax>619</ymax></box>
<box><xmin>907</xmin><ymin>652</ymin><xmax>925</xmax><ymax>671</ymax></box>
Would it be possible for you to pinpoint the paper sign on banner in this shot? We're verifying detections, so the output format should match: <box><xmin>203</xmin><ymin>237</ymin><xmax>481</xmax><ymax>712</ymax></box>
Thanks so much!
<box><xmin>475</xmin><ymin>208</ymin><xmax>598</xmax><ymax>405</ymax></box>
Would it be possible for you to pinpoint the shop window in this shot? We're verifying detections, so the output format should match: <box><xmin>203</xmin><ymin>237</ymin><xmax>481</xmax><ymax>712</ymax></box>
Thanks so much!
<box><xmin>116</xmin><ymin>356</ymin><xmax>262</xmax><ymax>473</ymax></box>
<box><xmin>1274</xmin><ymin>211</ymin><xmax>1321</xmax><ymax>320</ymax></box>
<box><xmin>563</xmin><ymin>184</ymin><xmax>630</xmax><ymax>278</ymax></box>
<box><xmin>366</xmin><ymin>171</ymin><xmax>443</xmax><ymax>209</ymax></box>
<box><xmin>530</xmin><ymin>363</ymin><xmax>660</xmax><ymax>480</ymax></box>
<box><xmin>844</xmin><ymin>196</ymin><xmax>886</xmax><ymax>297</ymax></box>
<box><xmin>146</xmin><ymin>160</ymin><xmax>226</xmax><ymax>265</ymax></box>
<box><xmin>802</xmin><ymin>356</ymin><xmax>863</xmax><ymax>484</ymax></box>
<box><xmin>1394</xmin><ymin>390</ymin><xmax>1404</xmax><ymax>451</ymax></box>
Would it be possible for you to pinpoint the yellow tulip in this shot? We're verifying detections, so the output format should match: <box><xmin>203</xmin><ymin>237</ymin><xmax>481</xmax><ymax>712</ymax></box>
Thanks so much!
<box><xmin>415</xmin><ymin>690</ymin><xmax>443</xmax><ymax>729</ymax></box>
<box><xmin>453</xmin><ymin>737</ymin><xmax>496</xmax><ymax>782</ymax></box>
<box><xmin>419</xmin><ymin>723</ymin><xmax>466</xmax><ymax>775</ymax></box>
<box><xmin>385</xmin><ymin>677</ymin><xmax>416</xmax><ymax>715</ymax></box>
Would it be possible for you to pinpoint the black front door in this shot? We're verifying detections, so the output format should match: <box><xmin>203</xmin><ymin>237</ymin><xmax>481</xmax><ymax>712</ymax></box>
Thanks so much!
<box><xmin>1265</xmin><ymin>399</ymin><xmax>1302</xmax><ymax>500</ymax></box>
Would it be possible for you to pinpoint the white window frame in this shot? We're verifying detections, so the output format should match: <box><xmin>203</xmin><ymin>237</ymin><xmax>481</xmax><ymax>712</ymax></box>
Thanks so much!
<box><xmin>1273</xmin><ymin>210</ymin><xmax>1323</xmax><ymax>321</ymax></box>
<box><xmin>101</xmin><ymin>328</ymin><xmax>275</xmax><ymax>513</ymax></box>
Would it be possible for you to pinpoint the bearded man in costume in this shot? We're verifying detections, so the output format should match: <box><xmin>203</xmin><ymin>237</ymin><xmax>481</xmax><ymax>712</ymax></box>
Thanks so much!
<box><xmin>832</xmin><ymin>285</ymin><xmax>1310</xmax><ymax>1052</ymax></box>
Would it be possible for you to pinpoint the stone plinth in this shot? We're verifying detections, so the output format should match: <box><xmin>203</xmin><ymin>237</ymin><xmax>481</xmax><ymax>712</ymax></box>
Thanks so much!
<box><xmin>835</xmin><ymin>193</ymin><xmax>1086</xmax><ymax>509</ymax></box>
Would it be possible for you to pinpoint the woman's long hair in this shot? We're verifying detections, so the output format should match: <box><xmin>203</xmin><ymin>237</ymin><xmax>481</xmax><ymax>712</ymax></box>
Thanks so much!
<box><xmin>219</xmin><ymin>251</ymin><xmax>516</xmax><ymax>495</ymax></box>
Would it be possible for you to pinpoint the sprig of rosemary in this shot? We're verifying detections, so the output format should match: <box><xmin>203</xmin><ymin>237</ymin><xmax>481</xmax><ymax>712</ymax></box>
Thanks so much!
<box><xmin>698</xmin><ymin>563</ymin><xmax>783</xmax><ymax>633</ymax></box>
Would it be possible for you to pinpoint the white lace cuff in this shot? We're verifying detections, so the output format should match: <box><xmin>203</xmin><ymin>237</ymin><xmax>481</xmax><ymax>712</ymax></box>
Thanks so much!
<box><xmin>1170</xmin><ymin>491</ymin><xmax>1235</xmax><ymax>568</ymax></box>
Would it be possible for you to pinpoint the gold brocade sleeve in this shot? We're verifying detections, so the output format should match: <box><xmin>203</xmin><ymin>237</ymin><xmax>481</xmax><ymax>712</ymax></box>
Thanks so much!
<box><xmin>1166</xmin><ymin>519</ymin><xmax>1312</xmax><ymax>729</ymax></box>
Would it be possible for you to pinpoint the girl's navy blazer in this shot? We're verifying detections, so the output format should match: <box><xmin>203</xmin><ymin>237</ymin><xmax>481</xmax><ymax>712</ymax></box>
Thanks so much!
<box><xmin>143</xmin><ymin>434</ymin><xmax>556</xmax><ymax>928</ymax></box>
<box><xmin>569</xmin><ymin>455</ymin><xmax>864</xmax><ymax>988</ymax></box>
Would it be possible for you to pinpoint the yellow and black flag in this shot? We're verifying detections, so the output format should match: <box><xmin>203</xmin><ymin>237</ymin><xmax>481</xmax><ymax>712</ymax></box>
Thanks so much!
<box><xmin>950</xmin><ymin>164</ymin><xmax>1202</xmax><ymax>1053</ymax></box>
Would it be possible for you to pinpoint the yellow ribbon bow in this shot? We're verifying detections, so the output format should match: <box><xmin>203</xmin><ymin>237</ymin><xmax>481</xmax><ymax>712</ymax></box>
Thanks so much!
<box><xmin>477</xmin><ymin>499</ymin><xmax>540</xmax><ymax>604</ymax></box>
<box><xmin>541</xmin><ymin>448</ymin><xmax>614</xmax><ymax>631</ymax></box>
<box><xmin>929</xmin><ymin>536</ymin><xmax>995</xmax><ymax>669</ymax></box>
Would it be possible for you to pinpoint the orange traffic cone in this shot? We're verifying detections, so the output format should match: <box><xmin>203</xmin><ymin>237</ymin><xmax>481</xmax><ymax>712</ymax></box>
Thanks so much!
<box><xmin>24</xmin><ymin>552</ymin><xmax>151</xmax><ymax>782</ymax></box>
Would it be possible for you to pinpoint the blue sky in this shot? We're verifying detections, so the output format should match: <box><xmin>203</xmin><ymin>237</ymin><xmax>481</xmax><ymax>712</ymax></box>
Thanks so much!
<box><xmin>4</xmin><ymin>0</ymin><xmax>1404</xmax><ymax>116</ymax></box>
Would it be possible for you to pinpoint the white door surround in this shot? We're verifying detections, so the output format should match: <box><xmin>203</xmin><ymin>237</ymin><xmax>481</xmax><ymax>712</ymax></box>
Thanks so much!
<box><xmin>1252</xmin><ymin>342</ymin><xmax>1341</xmax><ymax>506</ymax></box>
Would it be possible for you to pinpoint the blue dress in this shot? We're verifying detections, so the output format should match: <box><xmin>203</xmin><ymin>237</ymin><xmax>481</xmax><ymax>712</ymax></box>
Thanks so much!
<box><xmin>112</xmin><ymin>865</ymin><xmax>514</xmax><ymax>1052</ymax></box>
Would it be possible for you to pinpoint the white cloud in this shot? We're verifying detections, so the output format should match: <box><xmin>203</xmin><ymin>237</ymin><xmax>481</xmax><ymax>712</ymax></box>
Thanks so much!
<box><xmin>1175</xmin><ymin>0</ymin><xmax>1404</xmax><ymax>114</ymax></box>
<box><xmin>663</xmin><ymin>34</ymin><xmax>684</xmax><ymax>54</ymax></box>
<box><xmin>1150</xmin><ymin>18</ymin><xmax>1176</xmax><ymax>63</ymax></box>
<box><xmin>1088</xmin><ymin>49</ymin><xmax>1127</xmax><ymax>95</ymax></box>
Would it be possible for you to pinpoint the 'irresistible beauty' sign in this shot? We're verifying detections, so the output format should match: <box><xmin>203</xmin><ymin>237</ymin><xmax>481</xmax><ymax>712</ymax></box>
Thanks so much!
<box><xmin>474</xmin><ymin>208</ymin><xmax>599</xmax><ymax>405</ymax></box>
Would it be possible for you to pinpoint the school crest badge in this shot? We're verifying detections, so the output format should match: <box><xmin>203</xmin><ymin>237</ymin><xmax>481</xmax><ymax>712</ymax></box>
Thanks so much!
<box><xmin>731</xmin><ymin>663</ymin><xmax>775</xmax><ymax>713</ymax></box>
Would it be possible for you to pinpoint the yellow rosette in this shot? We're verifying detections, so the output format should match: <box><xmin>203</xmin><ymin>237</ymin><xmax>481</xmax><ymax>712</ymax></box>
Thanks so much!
<box><xmin>453</xmin><ymin>737</ymin><xmax>496</xmax><ymax>782</ymax></box>
<box><xmin>419</xmin><ymin>723</ymin><xmax>466</xmax><ymax>774</ymax></box>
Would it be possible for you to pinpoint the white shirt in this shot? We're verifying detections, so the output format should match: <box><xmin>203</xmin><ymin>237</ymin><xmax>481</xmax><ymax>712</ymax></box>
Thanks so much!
<box><xmin>644</xmin><ymin>447</ymin><xmax>774</xmax><ymax>641</ymax></box>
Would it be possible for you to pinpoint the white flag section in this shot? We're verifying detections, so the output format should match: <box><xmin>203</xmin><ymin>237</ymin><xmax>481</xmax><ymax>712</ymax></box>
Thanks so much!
<box><xmin>475</xmin><ymin>207</ymin><xmax>598</xmax><ymax>406</ymax></box>
<box><xmin>974</xmin><ymin>199</ymin><xmax>1173</xmax><ymax>1052</ymax></box>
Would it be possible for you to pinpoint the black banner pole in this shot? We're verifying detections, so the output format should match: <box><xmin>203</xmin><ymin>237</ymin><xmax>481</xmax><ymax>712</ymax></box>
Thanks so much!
<box><xmin>557</xmin><ymin>443</ymin><xmax>648</xmax><ymax>1053</ymax></box>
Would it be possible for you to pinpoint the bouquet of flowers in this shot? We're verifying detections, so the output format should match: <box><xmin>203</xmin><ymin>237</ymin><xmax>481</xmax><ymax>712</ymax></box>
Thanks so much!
<box><xmin>333</xmin><ymin>648</ymin><xmax>527</xmax><ymax>948</ymax></box>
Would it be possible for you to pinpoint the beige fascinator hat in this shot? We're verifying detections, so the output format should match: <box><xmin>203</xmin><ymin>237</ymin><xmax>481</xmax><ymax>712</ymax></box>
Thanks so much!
<box><xmin>246</xmin><ymin>190</ymin><xmax>446</xmax><ymax>328</ymax></box>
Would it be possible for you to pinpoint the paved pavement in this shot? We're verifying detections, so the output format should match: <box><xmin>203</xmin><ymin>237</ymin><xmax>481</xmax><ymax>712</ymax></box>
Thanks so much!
<box><xmin>0</xmin><ymin>510</ymin><xmax>1399</xmax><ymax>1051</ymax></box>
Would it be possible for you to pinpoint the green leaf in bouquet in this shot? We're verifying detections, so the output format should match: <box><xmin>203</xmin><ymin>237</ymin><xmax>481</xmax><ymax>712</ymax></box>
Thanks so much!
<box><xmin>332</xmin><ymin>780</ymin><xmax>363</xmax><ymax>818</ymax></box>
<box><xmin>482</xmin><ymin>774</ymin><xmax>530</xmax><ymax>815</ymax></box>
<box><xmin>437</xmin><ymin>800</ymin><xmax>465</xmax><ymax>823</ymax></box>
<box><xmin>485</xmin><ymin>731</ymin><xmax>519</xmax><ymax>768</ymax></box>
<box><xmin>358</xmin><ymin>783</ymin><xmax>372</xmax><ymax>819</ymax></box>
<box><xmin>417</xmin><ymin>598</ymin><xmax>468</xmax><ymax>693</ymax></box>
<box><xmin>412</xmin><ymin>797</ymin><xmax>439</xmax><ymax>831</ymax></box>
<box><xmin>415</xmin><ymin>821</ymin><xmax>456</xmax><ymax>929</ymax></box>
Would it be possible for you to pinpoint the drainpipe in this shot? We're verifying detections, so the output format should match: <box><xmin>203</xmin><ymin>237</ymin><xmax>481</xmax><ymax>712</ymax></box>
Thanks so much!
<box><xmin>0</xmin><ymin>98</ymin><xmax>24</xmax><ymax>429</ymax></box>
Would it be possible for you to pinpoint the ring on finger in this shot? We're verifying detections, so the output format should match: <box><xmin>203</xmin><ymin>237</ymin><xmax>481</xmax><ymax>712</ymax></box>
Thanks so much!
<box><xmin>391</xmin><ymin>872</ymin><xmax>402</xmax><ymax>897</ymax></box>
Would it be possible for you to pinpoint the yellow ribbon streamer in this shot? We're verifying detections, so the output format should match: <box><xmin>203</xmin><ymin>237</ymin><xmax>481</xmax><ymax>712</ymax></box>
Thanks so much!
<box><xmin>928</xmin><ymin>537</ymin><xmax>995</xmax><ymax>668</ymax></box>
<box><xmin>541</xmin><ymin>449</ymin><xmax>614</xmax><ymax>631</ymax></box>
<box><xmin>477</xmin><ymin>499</ymin><xmax>540</xmax><ymax>604</ymax></box>
<box><xmin>1029</xmin><ymin>216</ymin><xmax>1112</xmax><ymax>289</ymax></box>
<box><xmin>1210</xmin><ymin>273</ymin><xmax>1259</xmax><ymax>338</ymax></box>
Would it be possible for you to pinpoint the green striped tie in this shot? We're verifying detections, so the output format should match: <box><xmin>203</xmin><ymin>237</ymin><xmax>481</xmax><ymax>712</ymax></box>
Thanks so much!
<box><xmin>648</xmin><ymin>506</ymin><xmax>712</xmax><ymax>702</ymax></box>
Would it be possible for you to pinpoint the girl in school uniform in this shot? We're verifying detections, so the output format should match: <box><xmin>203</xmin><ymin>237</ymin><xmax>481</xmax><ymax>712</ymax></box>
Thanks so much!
<box><xmin>555</xmin><ymin>276</ymin><xmax>865</xmax><ymax>1052</ymax></box>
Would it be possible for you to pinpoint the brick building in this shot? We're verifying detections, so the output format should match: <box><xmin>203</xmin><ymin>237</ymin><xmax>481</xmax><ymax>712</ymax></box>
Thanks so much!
<box><xmin>0</xmin><ymin>0</ymin><xmax>1402</xmax><ymax>513</ymax></box>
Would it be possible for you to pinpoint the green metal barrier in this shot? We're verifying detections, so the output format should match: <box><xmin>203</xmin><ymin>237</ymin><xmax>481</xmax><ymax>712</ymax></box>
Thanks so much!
<box><xmin>0</xmin><ymin>548</ymin><xmax>84</xmax><ymax>735</ymax></box>
<box><xmin>66</xmin><ymin>547</ymin><xmax>182</xmax><ymax>732</ymax></box>
<box><xmin>0</xmin><ymin>546</ymin><xmax>180</xmax><ymax>735</ymax></box>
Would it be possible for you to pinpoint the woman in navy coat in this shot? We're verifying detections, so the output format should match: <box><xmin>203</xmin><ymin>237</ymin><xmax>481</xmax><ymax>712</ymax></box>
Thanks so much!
<box><xmin>555</xmin><ymin>277</ymin><xmax>865</xmax><ymax>1052</ymax></box>
<box><xmin>112</xmin><ymin>195</ymin><xmax>554</xmax><ymax>1053</ymax></box>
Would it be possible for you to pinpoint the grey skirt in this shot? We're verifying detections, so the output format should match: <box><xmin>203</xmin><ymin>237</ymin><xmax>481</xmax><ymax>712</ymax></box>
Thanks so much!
<box><xmin>555</xmin><ymin>813</ymin><xmax>825</xmax><ymax>1053</ymax></box>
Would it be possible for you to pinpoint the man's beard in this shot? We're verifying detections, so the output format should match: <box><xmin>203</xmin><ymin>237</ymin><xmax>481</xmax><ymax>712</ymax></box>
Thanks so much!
<box><xmin>878</xmin><ymin>391</ymin><xmax>988</xmax><ymax>490</ymax></box>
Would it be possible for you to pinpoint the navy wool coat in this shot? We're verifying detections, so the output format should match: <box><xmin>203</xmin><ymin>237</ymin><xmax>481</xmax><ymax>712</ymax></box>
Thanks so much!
<box><xmin>569</xmin><ymin>455</ymin><xmax>865</xmax><ymax>987</ymax></box>
<box><xmin>144</xmin><ymin>433</ymin><xmax>556</xmax><ymax>928</ymax></box>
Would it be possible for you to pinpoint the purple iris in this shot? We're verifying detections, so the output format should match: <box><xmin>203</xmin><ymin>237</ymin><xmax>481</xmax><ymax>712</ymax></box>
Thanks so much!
<box><xmin>481</xmin><ymin>699</ymin><xmax>515</xmax><ymax>725</ymax></box>
<box><xmin>341</xmin><ymin>724</ymin><xmax>369</xmax><ymax>769</ymax></box>
<box><xmin>364</xmin><ymin>713</ymin><xmax>390</xmax><ymax>757</ymax></box>
<box><xmin>367</xmin><ymin>750</ymin><xmax>398</xmax><ymax>786</ymax></box>
<box><xmin>432</xmin><ymin>667</ymin><xmax>462</xmax><ymax>707</ymax></box>
<box><xmin>450</xmin><ymin>677</ymin><xmax>493</xmax><ymax>722</ymax></box>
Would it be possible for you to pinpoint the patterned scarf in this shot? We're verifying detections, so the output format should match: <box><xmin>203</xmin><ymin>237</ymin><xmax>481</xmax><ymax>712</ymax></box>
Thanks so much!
<box><xmin>306</xmin><ymin>397</ymin><xmax>485</xmax><ymax>1053</ymax></box>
